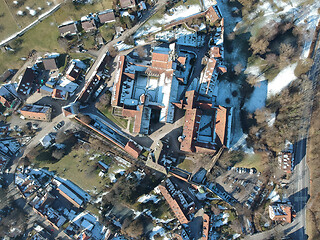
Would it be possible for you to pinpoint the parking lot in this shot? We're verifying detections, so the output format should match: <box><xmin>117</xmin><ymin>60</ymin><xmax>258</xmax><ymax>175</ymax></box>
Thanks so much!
<box><xmin>215</xmin><ymin>167</ymin><xmax>263</xmax><ymax>209</ymax></box>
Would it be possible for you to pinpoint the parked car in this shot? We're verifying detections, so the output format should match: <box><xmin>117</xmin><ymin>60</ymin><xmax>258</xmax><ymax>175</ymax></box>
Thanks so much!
<box><xmin>54</xmin><ymin>121</ymin><xmax>65</xmax><ymax>131</ymax></box>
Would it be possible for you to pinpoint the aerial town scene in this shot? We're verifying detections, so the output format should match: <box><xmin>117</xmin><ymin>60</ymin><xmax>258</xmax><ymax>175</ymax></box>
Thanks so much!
<box><xmin>0</xmin><ymin>0</ymin><xmax>319</xmax><ymax>239</ymax></box>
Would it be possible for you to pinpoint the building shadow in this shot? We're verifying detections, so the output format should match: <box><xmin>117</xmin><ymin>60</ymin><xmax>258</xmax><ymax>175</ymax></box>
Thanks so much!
<box><xmin>293</xmin><ymin>138</ymin><xmax>307</xmax><ymax>167</ymax></box>
<box><xmin>288</xmin><ymin>187</ymin><xmax>309</xmax><ymax>214</ymax></box>
<box><xmin>287</xmin><ymin>226</ymin><xmax>308</xmax><ymax>240</ymax></box>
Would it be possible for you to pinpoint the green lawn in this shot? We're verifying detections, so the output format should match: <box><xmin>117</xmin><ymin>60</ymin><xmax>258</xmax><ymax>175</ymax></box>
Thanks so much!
<box><xmin>177</xmin><ymin>158</ymin><xmax>194</xmax><ymax>172</ymax></box>
<box><xmin>0</xmin><ymin>0</ymin><xmax>113</xmax><ymax>73</ymax></box>
<box><xmin>37</xmin><ymin>148</ymin><xmax>107</xmax><ymax>193</ymax></box>
<box><xmin>99</xmin><ymin>23</ymin><xmax>115</xmax><ymax>43</ymax></box>
<box><xmin>82</xmin><ymin>33</ymin><xmax>96</xmax><ymax>50</ymax></box>
<box><xmin>52</xmin><ymin>1</ymin><xmax>113</xmax><ymax>25</ymax></box>
<box><xmin>234</xmin><ymin>153</ymin><xmax>264</xmax><ymax>172</ymax></box>
<box><xmin>0</xmin><ymin>15</ymin><xmax>62</xmax><ymax>73</ymax></box>
<box><xmin>99</xmin><ymin>106</ymin><xmax>128</xmax><ymax>129</ymax></box>
<box><xmin>0</xmin><ymin>0</ymin><xmax>19</xmax><ymax>41</ymax></box>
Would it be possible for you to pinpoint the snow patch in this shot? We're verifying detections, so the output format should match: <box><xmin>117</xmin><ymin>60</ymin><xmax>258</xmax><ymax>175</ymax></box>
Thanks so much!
<box><xmin>244</xmin><ymin>80</ymin><xmax>268</xmax><ymax>113</ymax></box>
<box><xmin>267</xmin><ymin>63</ymin><xmax>297</xmax><ymax>97</ymax></box>
<box><xmin>268</xmin><ymin>189</ymin><xmax>280</xmax><ymax>202</ymax></box>
<box><xmin>138</xmin><ymin>194</ymin><xmax>160</xmax><ymax>203</ymax></box>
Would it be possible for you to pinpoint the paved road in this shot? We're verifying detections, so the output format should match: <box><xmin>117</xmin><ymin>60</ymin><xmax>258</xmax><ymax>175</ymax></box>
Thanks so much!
<box><xmin>244</xmin><ymin>46</ymin><xmax>320</xmax><ymax>240</ymax></box>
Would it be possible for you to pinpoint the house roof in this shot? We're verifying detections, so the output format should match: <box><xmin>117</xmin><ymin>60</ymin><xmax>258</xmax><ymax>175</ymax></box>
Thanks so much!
<box><xmin>180</xmin><ymin>108</ymin><xmax>201</xmax><ymax>152</ymax></box>
<box><xmin>78</xmin><ymin>73</ymin><xmax>101</xmax><ymax>103</ymax></box>
<box><xmin>158</xmin><ymin>184</ymin><xmax>189</xmax><ymax>224</ymax></box>
<box><xmin>66</xmin><ymin>62</ymin><xmax>81</xmax><ymax>81</ymax></box>
<box><xmin>112</xmin><ymin>55</ymin><xmax>126</xmax><ymax>106</ymax></box>
<box><xmin>215</xmin><ymin>105</ymin><xmax>227</xmax><ymax>147</ymax></box>
<box><xmin>269</xmin><ymin>204</ymin><xmax>292</xmax><ymax>223</ymax></box>
<box><xmin>210</xmin><ymin>46</ymin><xmax>221</xmax><ymax>58</ymax></box>
<box><xmin>17</xmin><ymin>68</ymin><xmax>35</xmax><ymax>96</ymax></box>
<box><xmin>205</xmin><ymin>6</ymin><xmax>221</xmax><ymax>23</ymax></box>
<box><xmin>81</xmin><ymin>19</ymin><xmax>97</xmax><ymax>31</ymax></box>
<box><xmin>0</xmin><ymin>86</ymin><xmax>17</xmax><ymax>108</ymax></box>
<box><xmin>119</xmin><ymin>0</ymin><xmax>136</xmax><ymax>8</ymax></box>
<box><xmin>52</xmin><ymin>88</ymin><xmax>68</xmax><ymax>100</ymax></box>
<box><xmin>43</xmin><ymin>58</ymin><xmax>58</xmax><ymax>70</ymax></box>
<box><xmin>0</xmin><ymin>69</ymin><xmax>15</xmax><ymax>82</ymax></box>
<box><xmin>152</xmin><ymin>52</ymin><xmax>169</xmax><ymax>62</ymax></box>
<box><xmin>98</xmin><ymin>10</ymin><xmax>116</xmax><ymax>23</ymax></box>
<box><xmin>58</xmin><ymin>22</ymin><xmax>77</xmax><ymax>36</ymax></box>
<box><xmin>124</xmin><ymin>140</ymin><xmax>142</xmax><ymax>158</ymax></box>
<box><xmin>202</xmin><ymin>214</ymin><xmax>210</xmax><ymax>240</ymax></box>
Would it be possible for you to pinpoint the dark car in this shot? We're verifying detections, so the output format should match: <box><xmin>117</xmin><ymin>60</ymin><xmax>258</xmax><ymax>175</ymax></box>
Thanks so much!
<box><xmin>54</xmin><ymin>121</ymin><xmax>65</xmax><ymax>131</ymax></box>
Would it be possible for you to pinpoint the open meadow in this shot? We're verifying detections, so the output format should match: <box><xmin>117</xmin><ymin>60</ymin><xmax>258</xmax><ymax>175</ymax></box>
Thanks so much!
<box><xmin>0</xmin><ymin>0</ymin><xmax>112</xmax><ymax>73</ymax></box>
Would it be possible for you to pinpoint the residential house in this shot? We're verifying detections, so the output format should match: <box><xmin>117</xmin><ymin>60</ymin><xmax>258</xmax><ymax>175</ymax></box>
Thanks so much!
<box><xmin>20</xmin><ymin>104</ymin><xmax>52</xmax><ymax>121</ymax></box>
<box><xmin>81</xmin><ymin>19</ymin><xmax>97</xmax><ymax>32</ymax></box>
<box><xmin>77</xmin><ymin>73</ymin><xmax>102</xmax><ymax>103</ymax></box>
<box><xmin>52</xmin><ymin>88</ymin><xmax>68</xmax><ymax>100</ymax></box>
<box><xmin>119</xmin><ymin>0</ymin><xmax>136</xmax><ymax>9</ymax></box>
<box><xmin>278</xmin><ymin>143</ymin><xmax>294</xmax><ymax>174</ymax></box>
<box><xmin>205</xmin><ymin>5</ymin><xmax>222</xmax><ymax>23</ymax></box>
<box><xmin>77</xmin><ymin>54</ymin><xmax>109</xmax><ymax>103</ymax></box>
<box><xmin>58</xmin><ymin>22</ymin><xmax>78</xmax><ymax>37</ymax></box>
<box><xmin>98</xmin><ymin>10</ymin><xmax>116</xmax><ymax>24</ymax></box>
<box><xmin>0</xmin><ymin>84</ymin><xmax>21</xmax><ymax>109</ymax></box>
<box><xmin>43</xmin><ymin>58</ymin><xmax>58</xmax><ymax>71</ymax></box>
<box><xmin>158</xmin><ymin>178</ymin><xmax>196</xmax><ymax>225</ymax></box>
<box><xmin>0</xmin><ymin>69</ymin><xmax>16</xmax><ymax>82</ymax></box>
<box><xmin>66</xmin><ymin>62</ymin><xmax>82</xmax><ymax>81</ymax></box>
<box><xmin>269</xmin><ymin>203</ymin><xmax>294</xmax><ymax>223</ymax></box>
<box><xmin>159</xmin><ymin>184</ymin><xmax>189</xmax><ymax>225</ymax></box>
<box><xmin>17</xmin><ymin>67</ymin><xmax>35</xmax><ymax>96</ymax></box>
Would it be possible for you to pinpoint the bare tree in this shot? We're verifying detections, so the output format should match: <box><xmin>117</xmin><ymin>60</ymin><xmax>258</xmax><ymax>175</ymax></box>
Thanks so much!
<box><xmin>234</xmin><ymin>62</ymin><xmax>243</xmax><ymax>75</ymax></box>
<box><xmin>136</xmin><ymin>46</ymin><xmax>146</xmax><ymax>58</ymax></box>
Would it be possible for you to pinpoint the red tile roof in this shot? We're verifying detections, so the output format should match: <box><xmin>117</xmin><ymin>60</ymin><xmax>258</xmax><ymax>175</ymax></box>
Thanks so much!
<box><xmin>218</xmin><ymin>66</ymin><xmax>227</xmax><ymax>74</ymax></box>
<box><xmin>210</xmin><ymin>47</ymin><xmax>221</xmax><ymax>58</ymax></box>
<box><xmin>202</xmin><ymin>58</ymin><xmax>217</xmax><ymax>89</ymax></box>
<box><xmin>215</xmin><ymin>106</ymin><xmax>227</xmax><ymax>146</ymax></box>
<box><xmin>112</xmin><ymin>56</ymin><xmax>125</xmax><ymax>106</ymax></box>
<box><xmin>52</xmin><ymin>89</ymin><xmax>68</xmax><ymax>100</ymax></box>
<box><xmin>202</xmin><ymin>214</ymin><xmax>210</xmax><ymax>240</ymax></box>
<box><xmin>180</xmin><ymin>108</ymin><xmax>201</xmax><ymax>152</ymax></box>
<box><xmin>205</xmin><ymin>6</ymin><xmax>221</xmax><ymax>23</ymax></box>
<box><xmin>158</xmin><ymin>185</ymin><xmax>189</xmax><ymax>224</ymax></box>
<box><xmin>124</xmin><ymin>140</ymin><xmax>142</xmax><ymax>159</ymax></box>
<box><xmin>177</xmin><ymin>56</ymin><xmax>187</xmax><ymax>65</ymax></box>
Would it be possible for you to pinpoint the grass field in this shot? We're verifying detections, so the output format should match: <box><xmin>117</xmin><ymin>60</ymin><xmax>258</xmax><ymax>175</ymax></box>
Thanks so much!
<box><xmin>0</xmin><ymin>0</ymin><xmax>113</xmax><ymax>74</ymax></box>
<box><xmin>234</xmin><ymin>153</ymin><xmax>264</xmax><ymax>172</ymax></box>
<box><xmin>178</xmin><ymin>158</ymin><xmax>195</xmax><ymax>172</ymax></box>
<box><xmin>36</xmin><ymin>147</ymin><xmax>107</xmax><ymax>193</ymax></box>
<box><xmin>0</xmin><ymin>0</ymin><xmax>19</xmax><ymax>41</ymax></box>
<box><xmin>99</xmin><ymin>106</ymin><xmax>128</xmax><ymax>129</ymax></box>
